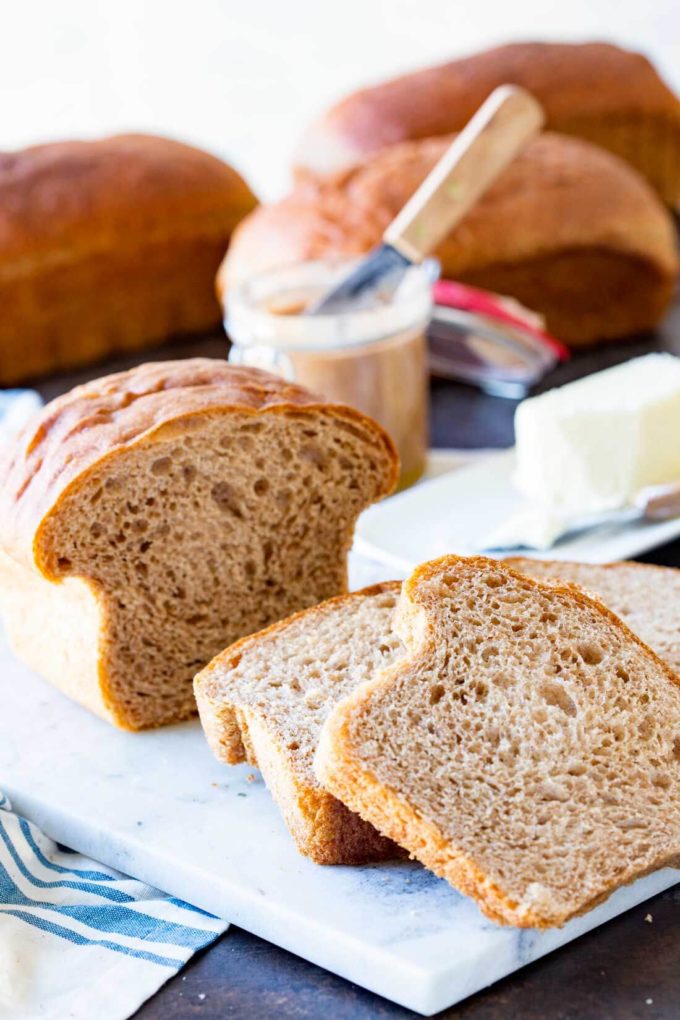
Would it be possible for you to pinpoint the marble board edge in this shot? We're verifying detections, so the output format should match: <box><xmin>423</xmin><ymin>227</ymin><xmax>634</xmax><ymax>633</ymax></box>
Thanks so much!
<box><xmin>3</xmin><ymin>784</ymin><xmax>677</xmax><ymax>1016</ymax></box>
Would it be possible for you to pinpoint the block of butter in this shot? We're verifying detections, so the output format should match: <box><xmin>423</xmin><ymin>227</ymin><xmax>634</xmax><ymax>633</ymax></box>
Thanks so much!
<box><xmin>514</xmin><ymin>353</ymin><xmax>680</xmax><ymax>520</ymax></box>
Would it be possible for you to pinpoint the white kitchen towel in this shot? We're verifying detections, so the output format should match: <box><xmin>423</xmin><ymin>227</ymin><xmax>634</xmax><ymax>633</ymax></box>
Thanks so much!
<box><xmin>0</xmin><ymin>791</ymin><xmax>228</xmax><ymax>1020</ymax></box>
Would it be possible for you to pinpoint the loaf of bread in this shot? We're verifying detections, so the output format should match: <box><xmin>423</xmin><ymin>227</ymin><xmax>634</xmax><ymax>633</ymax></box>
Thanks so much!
<box><xmin>0</xmin><ymin>134</ymin><xmax>257</xmax><ymax>384</ymax></box>
<box><xmin>222</xmin><ymin>133</ymin><xmax>678</xmax><ymax>346</ymax></box>
<box><xmin>295</xmin><ymin>41</ymin><xmax>680</xmax><ymax>205</ymax></box>
<box><xmin>507</xmin><ymin>559</ymin><xmax>680</xmax><ymax>676</ymax></box>
<box><xmin>316</xmin><ymin>556</ymin><xmax>680</xmax><ymax>927</ymax></box>
<box><xmin>0</xmin><ymin>359</ymin><xmax>397</xmax><ymax>729</ymax></box>
<box><xmin>195</xmin><ymin>583</ymin><xmax>404</xmax><ymax>863</ymax></box>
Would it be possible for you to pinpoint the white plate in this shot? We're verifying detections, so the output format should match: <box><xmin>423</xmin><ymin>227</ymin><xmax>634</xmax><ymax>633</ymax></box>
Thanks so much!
<box><xmin>356</xmin><ymin>450</ymin><xmax>680</xmax><ymax>573</ymax></box>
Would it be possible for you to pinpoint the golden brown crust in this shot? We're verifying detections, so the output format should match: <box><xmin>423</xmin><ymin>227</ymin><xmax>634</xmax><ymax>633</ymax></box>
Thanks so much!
<box><xmin>316</xmin><ymin>555</ymin><xmax>680</xmax><ymax>926</ymax></box>
<box><xmin>195</xmin><ymin>582</ymin><xmax>404</xmax><ymax>864</ymax></box>
<box><xmin>505</xmin><ymin>556</ymin><xmax>679</xmax><ymax>580</ymax></box>
<box><xmin>300</xmin><ymin>791</ymin><xmax>403</xmax><ymax>865</ymax></box>
<box><xmin>0</xmin><ymin>134</ymin><xmax>255</xmax><ymax>271</ymax></box>
<box><xmin>294</xmin><ymin>41</ymin><xmax>680</xmax><ymax>202</ymax></box>
<box><xmin>0</xmin><ymin>360</ymin><xmax>399</xmax><ymax>575</ymax></box>
<box><xmin>221</xmin><ymin>133</ymin><xmax>678</xmax><ymax>345</ymax></box>
<box><xmin>505</xmin><ymin>555</ymin><xmax>680</xmax><ymax>601</ymax></box>
<box><xmin>0</xmin><ymin>134</ymin><xmax>258</xmax><ymax>382</ymax></box>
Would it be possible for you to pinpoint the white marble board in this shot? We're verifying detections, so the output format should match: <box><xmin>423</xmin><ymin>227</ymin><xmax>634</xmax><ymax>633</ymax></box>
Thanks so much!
<box><xmin>0</xmin><ymin>553</ymin><xmax>677</xmax><ymax>1016</ymax></box>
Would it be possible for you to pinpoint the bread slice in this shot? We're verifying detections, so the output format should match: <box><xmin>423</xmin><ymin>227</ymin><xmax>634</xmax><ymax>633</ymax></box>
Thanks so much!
<box><xmin>506</xmin><ymin>559</ymin><xmax>679</xmax><ymax>676</ymax></box>
<box><xmin>194</xmin><ymin>583</ymin><xmax>405</xmax><ymax>864</ymax></box>
<box><xmin>316</xmin><ymin>555</ymin><xmax>680</xmax><ymax>927</ymax></box>
<box><xmin>0</xmin><ymin>359</ymin><xmax>397</xmax><ymax>730</ymax></box>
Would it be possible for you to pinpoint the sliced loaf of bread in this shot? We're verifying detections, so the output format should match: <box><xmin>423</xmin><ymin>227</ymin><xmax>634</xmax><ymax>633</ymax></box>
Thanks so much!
<box><xmin>0</xmin><ymin>359</ymin><xmax>397</xmax><ymax>729</ymax></box>
<box><xmin>316</xmin><ymin>556</ymin><xmax>680</xmax><ymax>927</ymax></box>
<box><xmin>194</xmin><ymin>583</ymin><xmax>404</xmax><ymax>863</ymax></box>
<box><xmin>506</xmin><ymin>559</ymin><xmax>679</xmax><ymax>676</ymax></box>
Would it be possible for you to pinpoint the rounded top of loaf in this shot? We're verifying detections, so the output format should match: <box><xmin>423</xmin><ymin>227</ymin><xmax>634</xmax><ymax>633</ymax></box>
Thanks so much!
<box><xmin>0</xmin><ymin>358</ymin><xmax>398</xmax><ymax>573</ymax></box>
<box><xmin>220</xmin><ymin>131</ymin><xmax>679</xmax><ymax>293</ymax></box>
<box><xmin>0</xmin><ymin>134</ymin><xmax>258</xmax><ymax>276</ymax></box>
<box><xmin>295</xmin><ymin>41</ymin><xmax>680</xmax><ymax>177</ymax></box>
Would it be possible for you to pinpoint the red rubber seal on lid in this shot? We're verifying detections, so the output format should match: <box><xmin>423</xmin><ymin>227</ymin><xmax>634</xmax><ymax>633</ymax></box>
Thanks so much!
<box><xmin>434</xmin><ymin>279</ymin><xmax>570</xmax><ymax>362</ymax></box>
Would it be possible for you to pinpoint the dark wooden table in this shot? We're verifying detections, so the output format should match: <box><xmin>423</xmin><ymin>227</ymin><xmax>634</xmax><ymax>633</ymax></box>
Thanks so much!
<box><xmin>34</xmin><ymin>312</ymin><xmax>680</xmax><ymax>1020</ymax></box>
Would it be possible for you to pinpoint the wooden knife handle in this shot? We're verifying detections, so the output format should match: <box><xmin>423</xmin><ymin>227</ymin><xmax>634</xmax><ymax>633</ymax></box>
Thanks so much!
<box><xmin>635</xmin><ymin>480</ymin><xmax>680</xmax><ymax>520</ymax></box>
<box><xmin>383</xmin><ymin>85</ymin><xmax>545</xmax><ymax>263</ymax></box>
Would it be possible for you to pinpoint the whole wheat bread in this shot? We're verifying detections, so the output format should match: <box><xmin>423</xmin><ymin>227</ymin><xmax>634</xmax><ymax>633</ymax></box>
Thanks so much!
<box><xmin>222</xmin><ymin>134</ymin><xmax>678</xmax><ymax>348</ymax></box>
<box><xmin>0</xmin><ymin>359</ymin><xmax>397</xmax><ymax>730</ymax></box>
<box><xmin>316</xmin><ymin>555</ymin><xmax>680</xmax><ymax>927</ymax></box>
<box><xmin>294</xmin><ymin>42</ymin><xmax>680</xmax><ymax>205</ymax></box>
<box><xmin>194</xmin><ymin>583</ymin><xmax>404</xmax><ymax>863</ymax></box>
<box><xmin>507</xmin><ymin>559</ymin><xmax>679</xmax><ymax>676</ymax></box>
<box><xmin>0</xmin><ymin>135</ymin><xmax>257</xmax><ymax>384</ymax></box>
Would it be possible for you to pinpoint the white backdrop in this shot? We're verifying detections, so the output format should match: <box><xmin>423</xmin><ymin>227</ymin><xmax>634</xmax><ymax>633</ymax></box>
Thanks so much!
<box><xmin>3</xmin><ymin>0</ymin><xmax>679</xmax><ymax>199</ymax></box>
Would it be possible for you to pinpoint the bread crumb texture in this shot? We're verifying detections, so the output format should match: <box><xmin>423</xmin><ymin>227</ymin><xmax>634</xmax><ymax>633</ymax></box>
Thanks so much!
<box><xmin>506</xmin><ymin>559</ymin><xmax>679</xmax><ymax>677</ymax></box>
<box><xmin>316</xmin><ymin>555</ymin><xmax>680</xmax><ymax>927</ymax></box>
<box><xmin>195</xmin><ymin>583</ymin><xmax>405</xmax><ymax>863</ymax></box>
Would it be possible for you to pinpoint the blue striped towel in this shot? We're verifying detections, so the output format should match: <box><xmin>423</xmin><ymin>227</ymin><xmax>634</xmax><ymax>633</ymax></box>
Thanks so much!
<box><xmin>0</xmin><ymin>790</ymin><xmax>228</xmax><ymax>1020</ymax></box>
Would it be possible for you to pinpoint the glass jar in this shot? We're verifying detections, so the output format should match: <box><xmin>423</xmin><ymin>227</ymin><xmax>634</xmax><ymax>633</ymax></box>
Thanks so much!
<box><xmin>225</xmin><ymin>260</ymin><xmax>435</xmax><ymax>489</ymax></box>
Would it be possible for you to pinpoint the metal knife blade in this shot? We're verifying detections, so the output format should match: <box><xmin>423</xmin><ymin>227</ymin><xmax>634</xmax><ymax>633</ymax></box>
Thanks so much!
<box><xmin>307</xmin><ymin>243</ymin><xmax>410</xmax><ymax>316</ymax></box>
